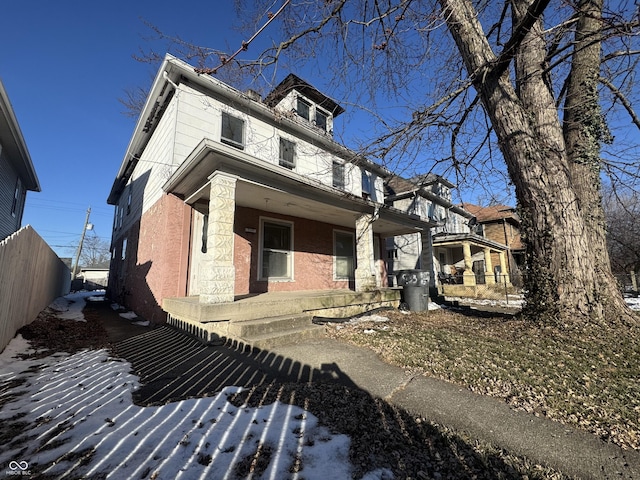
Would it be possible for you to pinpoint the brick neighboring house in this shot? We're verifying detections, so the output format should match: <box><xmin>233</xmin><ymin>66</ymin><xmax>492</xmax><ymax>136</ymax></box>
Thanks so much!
<box><xmin>0</xmin><ymin>79</ymin><xmax>40</xmax><ymax>240</ymax></box>
<box><xmin>461</xmin><ymin>203</ymin><xmax>524</xmax><ymax>284</ymax></box>
<box><xmin>106</xmin><ymin>55</ymin><xmax>435</xmax><ymax>326</ymax></box>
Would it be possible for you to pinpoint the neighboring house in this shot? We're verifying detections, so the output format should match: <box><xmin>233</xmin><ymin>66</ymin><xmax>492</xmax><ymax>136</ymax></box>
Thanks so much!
<box><xmin>385</xmin><ymin>175</ymin><xmax>514</xmax><ymax>297</ymax></box>
<box><xmin>461</xmin><ymin>203</ymin><xmax>524</xmax><ymax>284</ymax></box>
<box><xmin>107</xmin><ymin>55</ymin><xmax>434</xmax><ymax>330</ymax></box>
<box><xmin>0</xmin><ymin>79</ymin><xmax>40</xmax><ymax>240</ymax></box>
<box><xmin>79</xmin><ymin>268</ymin><xmax>109</xmax><ymax>290</ymax></box>
<box><xmin>384</xmin><ymin>174</ymin><xmax>473</xmax><ymax>282</ymax></box>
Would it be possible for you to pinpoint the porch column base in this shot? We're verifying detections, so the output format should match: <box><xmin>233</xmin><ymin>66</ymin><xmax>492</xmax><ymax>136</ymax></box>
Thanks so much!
<box><xmin>199</xmin><ymin>264</ymin><xmax>235</xmax><ymax>304</ymax></box>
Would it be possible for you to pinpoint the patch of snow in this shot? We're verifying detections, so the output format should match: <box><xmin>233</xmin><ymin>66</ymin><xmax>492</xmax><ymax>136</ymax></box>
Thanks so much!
<box><xmin>47</xmin><ymin>291</ymin><xmax>100</xmax><ymax>322</ymax></box>
<box><xmin>132</xmin><ymin>320</ymin><xmax>150</xmax><ymax>327</ymax></box>
<box><xmin>626</xmin><ymin>296</ymin><xmax>640</xmax><ymax>311</ymax></box>
<box><xmin>0</xmin><ymin>296</ymin><xmax>394</xmax><ymax>480</ymax></box>
<box><xmin>119</xmin><ymin>311</ymin><xmax>138</xmax><ymax>320</ymax></box>
<box><xmin>110</xmin><ymin>303</ymin><xmax>122</xmax><ymax>311</ymax></box>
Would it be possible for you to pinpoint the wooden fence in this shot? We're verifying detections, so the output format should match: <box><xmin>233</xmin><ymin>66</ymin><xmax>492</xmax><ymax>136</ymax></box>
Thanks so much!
<box><xmin>0</xmin><ymin>225</ymin><xmax>70</xmax><ymax>352</ymax></box>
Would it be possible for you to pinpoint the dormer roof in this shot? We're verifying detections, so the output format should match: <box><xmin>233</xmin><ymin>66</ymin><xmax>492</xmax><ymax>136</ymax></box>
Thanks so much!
<box><xmin>264</xmin><ymin>73</ymin><xmax>345</xmax><ymax>117</ymax></box>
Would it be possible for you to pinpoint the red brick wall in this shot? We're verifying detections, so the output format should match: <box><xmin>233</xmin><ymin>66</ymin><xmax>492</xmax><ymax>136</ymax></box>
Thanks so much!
<box><xmin>108</xmin><ymin>194</ymin><xmax>191</xmax><ymax>323</ymax></box>
<box><xmin>234</xmin><ymin>206</ymin><xmax>356</xmax><ymax>294</ymax></box>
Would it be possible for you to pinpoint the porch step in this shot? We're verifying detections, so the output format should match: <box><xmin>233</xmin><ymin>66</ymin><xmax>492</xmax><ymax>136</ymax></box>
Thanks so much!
<box><xmin>228</xmin><ymin>313</ymin><xmax>326</xmax><ymax>349</ymax></box>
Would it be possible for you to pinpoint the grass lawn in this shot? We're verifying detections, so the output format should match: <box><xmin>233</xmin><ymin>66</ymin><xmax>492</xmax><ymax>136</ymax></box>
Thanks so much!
<box><xmin>328</xmin><ymin>308</ymin><xmax>640</xmax><ymax>451</ymax></box>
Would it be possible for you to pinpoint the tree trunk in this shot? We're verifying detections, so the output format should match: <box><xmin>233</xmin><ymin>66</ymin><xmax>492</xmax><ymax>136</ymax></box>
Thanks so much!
<box><xmin>562</xmin><ymin>0</ymin><xmax>630</xmax><ymax>319</ymax></box>
<box><xmin>438</xmin><ymin>0</ymin><xmax>633</xmax><ymax>325</ymax></box>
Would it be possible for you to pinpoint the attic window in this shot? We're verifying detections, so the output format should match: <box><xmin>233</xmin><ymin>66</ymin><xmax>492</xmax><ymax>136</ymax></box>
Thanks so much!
<box><xmin>296</xmin><ymin>97</ymin><xmax>310</xmax><ymax>121</ymax></box>
<box><xmin>221</xmin><ymin>112</ymin><xmax>245</xmax><ymax>150</ymax></box>
<box><xmin>315</xmin><ymin>109</ymin><xmax>328</xmax><ymax>130</ymax></box>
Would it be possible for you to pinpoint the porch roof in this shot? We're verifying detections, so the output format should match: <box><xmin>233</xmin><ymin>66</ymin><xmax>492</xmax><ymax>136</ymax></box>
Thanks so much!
<box><xmin>433</xmin><ymin>232</ymin><xmax>508</xmax><ymax>251</ymax></box>
<box><xmin>163</xmin><ymin>139</ymin><xmax>434</xmax><ymax>237</ymax></box>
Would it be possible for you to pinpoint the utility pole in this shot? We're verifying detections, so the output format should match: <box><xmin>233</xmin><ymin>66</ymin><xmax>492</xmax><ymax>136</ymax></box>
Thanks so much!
<box><xmin>72</xmin><ymin>207</ymin><xmax>92</xmax><ymax>280</ymax></box>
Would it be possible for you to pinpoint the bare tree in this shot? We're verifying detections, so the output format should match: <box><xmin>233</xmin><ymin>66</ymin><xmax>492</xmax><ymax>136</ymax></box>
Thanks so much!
<box><xmin>79</xmin><ymin>235</ymin><xmax>112</xmax><ymax>269</ymax></box>
<box><xmin>604</xmin><ymin>186</ymin><xmax>640</xmax><ymax>274</ymax></box>
<box><xmin>134</xmin><ymin>0</ymin><xmax>640</xmax><ymax>325</ymax></box>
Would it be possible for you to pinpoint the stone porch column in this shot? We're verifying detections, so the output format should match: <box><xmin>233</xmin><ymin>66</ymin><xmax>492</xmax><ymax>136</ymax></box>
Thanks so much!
<box><xmin>483</xmin><ymin>247</ymin><xmax>495</xmax><ymax>285</ymax></box>
<box><xmin>200</xmin><ymin>172</ymin><xmax>237</xmax><ymax>304</ymax></box>
<box><xmin>498</xmin><ymin>251</ymin><xmax>510</xmax><ymax>285</ymax></box>
<box><xmin>355</xmin><ymin>213</ymin><xmax>377</xmax><ymax>292</ymax></box>
<box><xmin>462</xmin><ymin>241</ymin><xmax>475</xmax><ymax>286</ymax></box>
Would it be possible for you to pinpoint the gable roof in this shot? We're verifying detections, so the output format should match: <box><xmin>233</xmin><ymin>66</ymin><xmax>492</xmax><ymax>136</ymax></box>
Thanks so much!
<box><xmin>0</xmin><ymin>79</ymin><xmax>40</xmax><ymax>192</ymax></box>
<box><xmin>461</xmin><ymin>203</ymin><xmax>520</xmax><ymax>224</ymax></box>
<box><xmin>264</xmin><ymin>73</ymin><xmax>345</xmax><ymax>117</ymax></box>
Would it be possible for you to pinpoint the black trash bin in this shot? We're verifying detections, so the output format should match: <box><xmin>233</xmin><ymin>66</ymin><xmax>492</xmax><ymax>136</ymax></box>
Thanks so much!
<box><xmin>403</xmin><ymin>284</ymin><xmax>428</xmax><ymax>312</ymax></box>
<box><xmin>396</xmin><ymin>270</ymin><xmax>430</xmax><ymax>311</ymax></box>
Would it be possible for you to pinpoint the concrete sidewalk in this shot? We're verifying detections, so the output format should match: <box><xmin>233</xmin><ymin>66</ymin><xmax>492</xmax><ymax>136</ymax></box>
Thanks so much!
<box><xmin>271</xmin><ymin>339</ymin><xmax>640</xmax><ymax>480</ymax></box>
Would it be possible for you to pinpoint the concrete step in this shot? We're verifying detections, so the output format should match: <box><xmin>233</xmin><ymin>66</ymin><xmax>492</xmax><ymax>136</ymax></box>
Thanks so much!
<box><xmin>227</xmin><ymin>313</ymin><xmax>314</xmax><ymax>338</ymax></box>
<box><xmin>243</xmin><ymin>323</ymin><xmax>326</xmax><ymax>350</ymax></box>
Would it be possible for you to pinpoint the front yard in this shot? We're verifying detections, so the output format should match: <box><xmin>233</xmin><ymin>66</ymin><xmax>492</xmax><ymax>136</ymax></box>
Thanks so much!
<box><xmin>328</xmin><ymin>307</ymin><xmax>640</xmax><ymax>451</ymax></box>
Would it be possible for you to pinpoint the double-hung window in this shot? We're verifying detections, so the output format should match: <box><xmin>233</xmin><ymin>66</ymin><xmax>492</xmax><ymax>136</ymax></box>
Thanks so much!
<box><xmin>261</xmin><ymin>220</ymin><xmax>293</xmax><ymax>280</ymax></box>
<box><xmin>334</xmin><ymin>231</ymin><xmax>355</xmax><ymax>280</ymax></box>
<box><xmin>221</xmin><ymin>112</ymin><xmax>245</xmax><ymax>149</ymax></box>
<box><xmin>332</xmin><ymin>161</ymin><xmax>345</xmax><ymax>190</ymax></box>
<box><xmin>279</xmin><ymin>138</ymin><xmax>295</xmax><ymax>169</ymax></box>
<box><xmin>296</xmin><ymin>97</ymin><xmax>310</xmax><ymax>121</ymax></box>
<box><xmin>315</xmin><ymin>109</ymin><xmax>328</xmax><ymax>131</ymax></box>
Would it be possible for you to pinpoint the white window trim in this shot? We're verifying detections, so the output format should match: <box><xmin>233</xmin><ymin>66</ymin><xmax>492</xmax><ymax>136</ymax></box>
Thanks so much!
<box><xmin>333</xmin><ymin>229</ymin><xmax>355</xmax><ymax>281</ymax></box>
<box><xmin>221</xmin><ymin>111</ymin><xmax>245</xmax><ymax>150</ymax></box>
<box><xmin>279</xmin><ymin>137</ymin><xmax>296</xmax><ymax>169</ymax></box>
<box><xmin>258</xmin><ymin>217</ymin><xmax>295</xmax><ymax>282</ymax></box>
<box><xmin>11</xmin><ymin>178</ymin><xmax>21</xmax><ymax>217</ymax></box>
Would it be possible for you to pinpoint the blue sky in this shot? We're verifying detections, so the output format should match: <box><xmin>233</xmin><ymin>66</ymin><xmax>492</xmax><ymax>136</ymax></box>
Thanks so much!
<box><xmin>1</xmin><ymin>1</ymin><xmax>257</xmax><ymax>258</ymax></box>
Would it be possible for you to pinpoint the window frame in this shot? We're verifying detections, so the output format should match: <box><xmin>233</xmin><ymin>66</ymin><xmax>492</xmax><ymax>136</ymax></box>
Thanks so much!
<box><xmin>11</xmin><ymin>178</ymin><xmax>21</xmax><ymax>217</ymax></box>
<box><xmin>279</xmin><ymin>137</ymin><xmax>296</xmax><ymax>169</ymax></box>
<box><xmin>296</xmin><ymin>97</ymin><xmax>311</xmax><ymax>121</ymax></box>
<box><xmin>221</xmin><ymin>111</ymin><xmax>245</xmax><ymax>150</ymax></box>
<box><xmin>333</xmin><ymin>230</ymin><xmax>355</xmax><ymax>281</ymax></box>
<box><xmin>259</xmin><ymin>218</ymin><xmax>294</xmax><ymax>281</ymax></box>
<box><xmin>315</xmin><ymin>108</ymin><xmax>328</xmax><ymax>131</ymax></box>
<box><xmin>332</xmin><ymin>161</ymin><xmax>345</xmax><ymax>190</ymax></box>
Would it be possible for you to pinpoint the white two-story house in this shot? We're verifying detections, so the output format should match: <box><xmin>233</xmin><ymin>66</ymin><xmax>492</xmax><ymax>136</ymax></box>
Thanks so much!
<box><xmin>107</xmin><ymin>55</ymin><xmax>435</xmax><ymax>341</ymax></box>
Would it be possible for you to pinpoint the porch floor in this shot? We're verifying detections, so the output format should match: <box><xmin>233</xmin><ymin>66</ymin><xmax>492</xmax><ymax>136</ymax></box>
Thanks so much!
<box><xmin>162</xmin><ymin>288</ymin><xmax>401</xmax><ymax>347</ymax></box>
<box><xmin>163</xmin><ymin>288</ymin><xmax>401</xmax><ymax>324</ymax></box>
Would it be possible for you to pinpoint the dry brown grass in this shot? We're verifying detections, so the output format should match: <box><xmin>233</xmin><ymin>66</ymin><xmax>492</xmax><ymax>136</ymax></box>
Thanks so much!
<box><xmin>328</xmin><ymin>308</ymin><xmax>640</xmax><ymax>451</ymax></box>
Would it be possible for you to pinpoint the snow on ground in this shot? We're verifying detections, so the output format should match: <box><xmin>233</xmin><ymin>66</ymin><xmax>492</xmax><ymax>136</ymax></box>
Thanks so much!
<box><xmin>0</xmin><ymin>294</ymin><xmax>390</xmax><ymax>480</ymax></box>
<box><xmin>626</xmin><ymin>295</ymin><xmax>640</xmax><ymax>311</ymax></box>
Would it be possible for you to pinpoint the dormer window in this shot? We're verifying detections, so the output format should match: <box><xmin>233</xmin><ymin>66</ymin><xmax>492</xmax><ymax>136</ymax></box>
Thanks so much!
<box><xmin>296</xmin><ymin>98</ymin><xmax>310</xmax><ymax>121</ymax></box>
<box><xmin>315</xmin><ymin>109</ymin><xmax>328</xmax><ymax>130</ymax></box>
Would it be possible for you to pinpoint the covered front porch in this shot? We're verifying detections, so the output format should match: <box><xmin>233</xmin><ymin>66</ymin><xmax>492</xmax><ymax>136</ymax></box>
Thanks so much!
<box><xmin>433</xmin><ymin>233</ymin><xmax>513</xmax><ymax>298</ymax></box>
